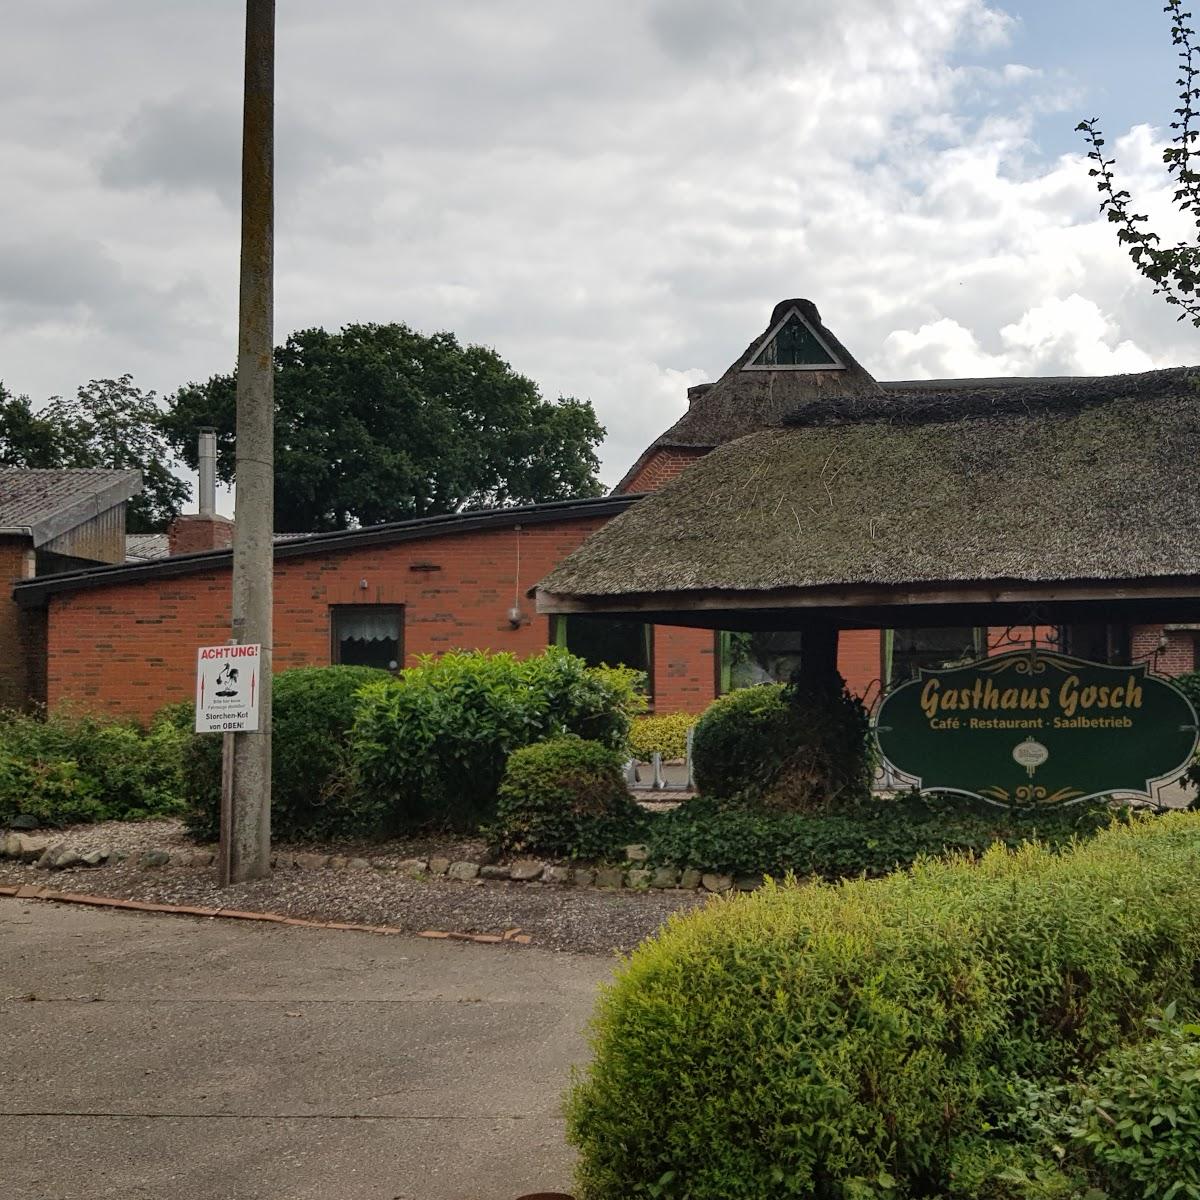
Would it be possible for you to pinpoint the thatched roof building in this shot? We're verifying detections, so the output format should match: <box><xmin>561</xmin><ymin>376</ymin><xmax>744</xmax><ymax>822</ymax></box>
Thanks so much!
<box><xmin>540</xmin><ymin>327</ymin><xmax>1200</xmax><ymax>632</ymax></box>
<box><xmin>612</xmin><ymin>299</ymin><xmax>883</xmax><ymax>492</ymax></box>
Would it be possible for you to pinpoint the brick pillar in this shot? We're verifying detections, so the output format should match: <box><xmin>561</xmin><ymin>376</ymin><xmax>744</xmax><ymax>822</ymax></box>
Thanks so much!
<box><xmin>168</xmin><ymin>514</ymin><xmax>235</xmax><ymax>555</ymax></box>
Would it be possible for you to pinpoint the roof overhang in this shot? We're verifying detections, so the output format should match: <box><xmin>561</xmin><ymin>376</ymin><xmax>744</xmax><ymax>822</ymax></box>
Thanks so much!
<box><xmin>536</xmin><ymin>576</ymin><xmax>1200</xmax><ymax>631</ymax></box>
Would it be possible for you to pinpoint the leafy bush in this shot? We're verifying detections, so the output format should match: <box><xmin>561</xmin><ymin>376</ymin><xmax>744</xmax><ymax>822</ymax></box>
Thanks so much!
<box><xmin>690</xmin><ymin>684</ymin><xmax>789</xmax><ymax>797</ymax></box>
<box><xmin>493</xmin><ymin>736</ymin><xmax>644</xmax><ymax>858</ymax></box>
<box><xmin>628</xmin><ymin>712</ymin><xmax>698</xmax><ymax>762</ymax></box>
<box><xmin>0</xmin><ymin>707</ymin><xmax>187</xmax><ymax>826</ymax></box>
<box><xmin>690</xmin><ymin>680</ymin><xmax>873</xmax><ymax>810</ymax></box>
<box><xmin>567</xmin><ymin>812</ymin><xmax>1200</xmax><ymax>1200</ymax></box>
<box><xmin>351</xmin><ymin>648</ymin><xmax>644</xmax><ymax>832</ymax></box>
<box><xmin>644</xmin><ymin>793</ymin><xmax>1116</xmax><ymax>878</ymax></box>
<box><xmin>178</xmin><ymin>665</ymin><xmax>387</xmax><ymax>841</ymax></box>
<box><xmin>1068</xmin><ymin>1009</ymin><xmax>1200</xmax><ymax>1200</ymax></box>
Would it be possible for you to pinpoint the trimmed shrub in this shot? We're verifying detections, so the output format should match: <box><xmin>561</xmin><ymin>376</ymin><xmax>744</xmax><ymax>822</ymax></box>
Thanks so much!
<box><xmin>689</xmin><ymin>684</ymin><xmax>789</xmax><ymax>797</ymax></box>
<box><xmin>0</xmin><ymin>707</ymin><xmax>187</xmax><ymax>826</ymax></box>
<box><xmin>629</xmin><ymin>712</ymin><xmax>698</xmax><ymax>762</ymax></box>
<box><xmin>690</xmin><ymin>680</ymin><xmax>873</xmax><ymax>810</ymax></box>
<box><xmin>179</xmin><ymin>665</ymin><xmax>387</xmax><ymax>841</ymax></box>
<box><xmin>351</xmin><ymin>648</ymin><xmax>644</xmax><ymax>832</ymax></box>
<box><xmin>567</xmin><ymin>812</ymin><xmax>1200</xmax><ymax>1200</ymax></box>
<box><xmin>493</xmin><ymin>735</ymin><xmax>644</xmax><ymax>859</ymax></box>
<box><xmin>644</xmin><ymin>793</ymin><xmax>1116</xmax><ymax>879</ymax></box>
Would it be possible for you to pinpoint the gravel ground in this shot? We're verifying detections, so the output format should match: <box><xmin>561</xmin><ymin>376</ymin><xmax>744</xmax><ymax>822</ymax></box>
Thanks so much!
<box><xmin>0</xmin><ymin>819</ymin><xmax>707</xmax><ymax>955</ymax></box>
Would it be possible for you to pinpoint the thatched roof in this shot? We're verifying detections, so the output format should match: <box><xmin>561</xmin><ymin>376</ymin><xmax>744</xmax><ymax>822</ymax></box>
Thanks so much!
<box><xmin>612</xmin><ymin>301</ymin><xmax>880</xmax><ymax>495</ymax></box>
<box><xmin>540</xmin><ymin>366</ymin><xmax>1200</xmax><ymax>607</ymax></box>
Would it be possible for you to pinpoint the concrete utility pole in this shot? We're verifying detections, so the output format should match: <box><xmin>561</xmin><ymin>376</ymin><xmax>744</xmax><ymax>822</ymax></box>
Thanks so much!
<box><xmin>228</xmin><ymin>0</ymin><xmax>275</xmax><ymax>881</ymax></box>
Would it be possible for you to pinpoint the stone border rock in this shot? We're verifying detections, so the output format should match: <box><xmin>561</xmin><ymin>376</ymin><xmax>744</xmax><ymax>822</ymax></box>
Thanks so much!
<box><xmin>0</xmin><ymin>834</ymin><xmax>758</xmax><ymax>894</ymax></box>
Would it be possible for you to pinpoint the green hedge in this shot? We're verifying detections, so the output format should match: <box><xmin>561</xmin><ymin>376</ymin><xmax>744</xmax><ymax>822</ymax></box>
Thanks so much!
<box><xmin>628</xmin><ymin>712</ymin><xmax>698</xmax><ymax>762</ymax></box>
<box><xmin>178</xmin><ymin>665</ymin><xmax>387</xmax><ymax>841</ymax></box>
<box><xmin>567</xmin><ymin>812</ymin><xmax>1200</xmax><ymax>1200</ymax></box>
<box><xmin>644</xmin><ymin>794</ymin><xmax>1116</xmax><ymax>878</ymax></box>
<box><xmin>351</xmin><ymin>648</ymin><xmax>643</xmax><ymax>832</ymax></box>
<box><xmin>0</xmin><ymin>708</ymin><xmax>186</xmax><ymax>827</ymax></box>
<box><xmin>493</xmin><ymin>736</ymin><xmax>644</xmax><ymax>859</ymax></box>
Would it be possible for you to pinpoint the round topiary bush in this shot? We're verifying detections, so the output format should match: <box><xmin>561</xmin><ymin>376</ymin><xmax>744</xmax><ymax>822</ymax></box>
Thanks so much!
<box><xmin>179</xmin><ymin>664</ymin><xmax>387</xmax><ymax>841</ymax></box>
<box><xmin>690</xmin><ymin>680</ymin><xmax>873</xmax><ymax>810</ymax></box>
<box><xmin>566</xmin><ymin>813</ymin><xmax>1200</xmax><ymax>1200</ymax></box>
<box><xmin>493</xmin><ymin>735</ymin><xmax>643</xmax><ymax>859</ymax></box>
<box><xmin>689</xmin><ymin>684</ymin><xmax>789</xmax><ymax>798</ymax></box>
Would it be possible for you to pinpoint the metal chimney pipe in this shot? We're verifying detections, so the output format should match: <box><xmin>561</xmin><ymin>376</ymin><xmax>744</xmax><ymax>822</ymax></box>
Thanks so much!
<box><xmin>198</xmin><ymin>427</ymin><xmax>217</xmax><ymax>516</ymax></box>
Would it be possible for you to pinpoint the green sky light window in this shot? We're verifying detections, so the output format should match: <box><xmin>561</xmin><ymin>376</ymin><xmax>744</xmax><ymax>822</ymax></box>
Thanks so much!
<box><xmin>747</xmin><ymin>309</ymin><xmax>842</xmax><ymax>369</ymax></box>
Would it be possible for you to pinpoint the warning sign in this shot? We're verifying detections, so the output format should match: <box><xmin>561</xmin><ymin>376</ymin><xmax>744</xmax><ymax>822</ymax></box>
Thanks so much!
<box><xmin>195</xmin><ymin>644</ymin><xmax>261</xmax><ymax>733</ymax></box>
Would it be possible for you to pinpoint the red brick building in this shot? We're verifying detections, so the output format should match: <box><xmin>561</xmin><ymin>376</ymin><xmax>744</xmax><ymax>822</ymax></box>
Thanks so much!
<box><xmin>11</xmin><ymin>300</ymin><xmax>1198</xmax><ymax>722</ymax></box>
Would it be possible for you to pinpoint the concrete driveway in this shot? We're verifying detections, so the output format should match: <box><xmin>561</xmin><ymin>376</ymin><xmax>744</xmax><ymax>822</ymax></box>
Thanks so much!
<box><xmin>1</xmin><ymin>899</ymin><xmax>614</xmax><ymax>1200</ymax></box>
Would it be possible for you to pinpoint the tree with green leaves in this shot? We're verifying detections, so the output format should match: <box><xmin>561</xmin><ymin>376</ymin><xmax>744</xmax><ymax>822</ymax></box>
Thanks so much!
<box><xmin>0</xmin><ymin>376</ymin><xmax>189</xmax><ymax>532</ymax></box>
<box><xmin>163</xmin><ymin>322</ymin><xmax>605</xmax><ymax>532</ymax></box>
<box><xmin>1077</xmin><ymin>0</ymin><xmax>1200</xmax><ymax>325</ymax></box>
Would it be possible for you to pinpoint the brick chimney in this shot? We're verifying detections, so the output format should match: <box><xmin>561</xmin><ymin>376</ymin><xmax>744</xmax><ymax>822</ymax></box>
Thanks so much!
<box><xmin>167</xmin><ymin>428</ymin><xmax>234</xmax><ymax>554</ymax></box>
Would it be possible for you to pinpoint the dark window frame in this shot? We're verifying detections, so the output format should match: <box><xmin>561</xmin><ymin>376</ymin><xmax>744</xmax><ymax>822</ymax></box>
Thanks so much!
<box><xmin>329</xmin><ymin>604</ymin><xmax>405</xmax><ymax>672</ymax></box>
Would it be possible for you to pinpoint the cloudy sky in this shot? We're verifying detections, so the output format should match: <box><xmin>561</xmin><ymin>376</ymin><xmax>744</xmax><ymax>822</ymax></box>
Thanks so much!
<box><xmin>1</xmin><ymin>0</ymin><xmax>1196</xmax><ymax>494</ymax></box>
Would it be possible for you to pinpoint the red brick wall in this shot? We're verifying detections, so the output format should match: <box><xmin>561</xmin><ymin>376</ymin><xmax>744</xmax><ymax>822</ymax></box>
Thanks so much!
<box><xmin>654</xmin><ymin>625</ymin><xmax>716</xmax><ymax>713</ymax></box>
<box><xmin>45</xmin><ymin>516</ymin><xmax>718</xmax><ymax>722</ymax></box>
<box><xmin>619</xmin><ymin>447</ymin><xmax>710</xmax><ymax>493</ymax></box>
<box><xmin>1132</xmin><ymin>624</ymin><xmax>1196</xmax><ymax>677</ymax></box>
<box><xmin>837</xmin><ymin>628</ymin><xmax>883</xmax><ymax>702</ymax></box>
<box><xmin>0</xmin><ymin>537</ymin><xmax>36</xmax><ymax>709</ymax></box>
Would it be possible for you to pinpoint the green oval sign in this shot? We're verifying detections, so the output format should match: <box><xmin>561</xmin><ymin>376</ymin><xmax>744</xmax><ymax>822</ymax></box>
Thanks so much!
<box><xmin>874</xmin><ymin>650</ymin><xmax>1199</xmax><ymax>806</ymax></box>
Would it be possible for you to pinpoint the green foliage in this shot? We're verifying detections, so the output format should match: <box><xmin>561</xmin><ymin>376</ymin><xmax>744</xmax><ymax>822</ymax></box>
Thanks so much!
<box><xmin>1068</xmin><ymin>1009</ymin><xmax>1200</xmax><ymax>1200</ymax></box>
<box><xmin>567</xmin><ymin>813</ymin><xmax>1200</xmax><ymax>1200</ymax></box>
<box><xmin>164</xmin><ymin>323</ymin><xmax>605</xmax><ymax>531</ymax></box>
<box><xmin>629</xmin><ymin>712</ymin><xmax>698</xmax><ymax>762</ymax></box>
<box><xmin>351</xmin><ymin>648</ymin><xmax>642</xmax><ymax>832</ymax></box>
<box><xmin>690</xmin><ymin>684</ymin><xmax>790</xmax><ymax>797</ymax></box>
<box><xmin>690</xmin><ymin>681</ymin><xmax>873</xmax><ymax>810</ymax></box>
<box><xmin>0</xmin><ymin>376</ymin><xmax>188</xmax><ymax>531</ymax></box>
<box><xmin>493</xmin><ymin>736</ymin><xmax>644</xmax><ymax>859</ymax></box>
<box><xmin>1077</xmin><ymin>1</ymin><xmax>1200</xmax><ymax>326</ymax></box>
<box><xmin>0</xmin><ymin>707</ymin><xmax>187</xmax><ymax>826</ymax></box>
<box><xmin>644</xmin><ymin>793</ymin><xmax>1116</xmax><ymax>878</ymax></box>
<box><xmin>178</xmin><ymin>666</ymin><xmax>386</xmax><ymax>842</ymax></box>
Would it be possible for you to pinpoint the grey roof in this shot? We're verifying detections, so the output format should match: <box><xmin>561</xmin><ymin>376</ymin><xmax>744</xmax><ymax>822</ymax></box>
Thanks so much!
<box><xmin>540</xmin><ymin>367</ymin><xmax>1200</xmax><ymax>603</ymax></box>
<box><xmin>0</xmin><ymin>469</ymin><xmax>142</xmax><ymax>547</ymax></box>
<box><xmin>124</xmin><ymin>533</ymin><xmax>170</xmax><ymax>562</ymax></box>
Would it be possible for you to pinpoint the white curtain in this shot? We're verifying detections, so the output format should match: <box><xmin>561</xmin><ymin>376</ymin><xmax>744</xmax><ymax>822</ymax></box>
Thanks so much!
<box><xmin>338</xmin><ymin>609</ymin><xmax>400</xmax><ymax>642</ymax></box>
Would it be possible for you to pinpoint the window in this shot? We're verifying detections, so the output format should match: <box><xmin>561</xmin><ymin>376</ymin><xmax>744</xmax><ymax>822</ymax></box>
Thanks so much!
<box><xmin>745</xmin><ymin>308</ymin><xmax>843</xmax><ymax>370</ymax></box>
<box><xmin>1059</xmin><ymin>623</ymin><xmax>1129</xmax><ymax>665</ymax></box>
<box><xmin>717</xmin><ymin>630</ymin><xmax>806</xmax><ymax>692</ymax></box>
<box><xmin>884</xmin><ymin>627</ymin><xmax>982</xmax><ymax>687</ymax></box>
<box><xmin>550</xmin><ymin>615</ymin><xmax>652</xmax><ymax>690</ymax></box>
<box><xmin>331</xmin><ymin>605</ymin><xmax>403</xmax><ymax>671</ymax></box>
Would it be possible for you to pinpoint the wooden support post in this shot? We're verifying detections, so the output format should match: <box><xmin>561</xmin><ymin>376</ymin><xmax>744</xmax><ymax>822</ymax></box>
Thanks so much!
<box><xmin>800</xmin><ymin>622</ymin><xmax>840</xmax><ymax>689</ymax></box>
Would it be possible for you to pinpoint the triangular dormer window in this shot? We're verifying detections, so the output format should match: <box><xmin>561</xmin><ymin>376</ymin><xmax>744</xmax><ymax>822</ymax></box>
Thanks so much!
<box><xmin>745</xmin><ymin>307</ymin><xmax>843</xmax><ymax>371</ymax></box>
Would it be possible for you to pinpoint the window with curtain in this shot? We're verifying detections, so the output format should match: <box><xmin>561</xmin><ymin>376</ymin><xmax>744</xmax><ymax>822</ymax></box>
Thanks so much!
<box><xmin>550</xmin><ymin>615</ymin><xmax>652</xmax><ymax>692</ymax></box>
<box><xmin>331</xmin><ymin>606</ymin><xmax>403</xmax><ymax>671</ymax></box>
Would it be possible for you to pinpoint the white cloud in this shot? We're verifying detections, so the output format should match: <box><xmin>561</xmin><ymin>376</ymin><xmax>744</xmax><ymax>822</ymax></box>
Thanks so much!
<box><xmin>0</xmin><ymin>0</ymin><xmax>1194</xmax><ymax>490</ymax></box>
